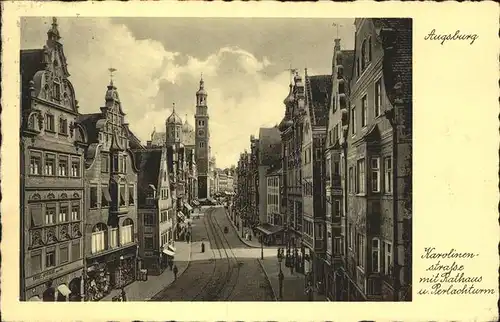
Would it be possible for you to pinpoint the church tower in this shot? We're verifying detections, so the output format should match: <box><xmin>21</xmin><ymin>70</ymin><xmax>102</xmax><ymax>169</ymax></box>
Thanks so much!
<box><xmin>195</xmin><ymin>76</ymin><xmax>210</xmax><ymax>199</ymax></box>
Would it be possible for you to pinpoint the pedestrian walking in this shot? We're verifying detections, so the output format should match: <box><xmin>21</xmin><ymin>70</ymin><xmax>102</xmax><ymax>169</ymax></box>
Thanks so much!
<box><xmin>169</xmin><ymin>260</ymin><xmax>173</xmax><ymax>271</ymax></box>
<box><xmin>201</xmin><ymin>242</ymin><xmax>205</xmax><ymax>253</ymax></box>
<box><xmin>173</xmin><ymin>265</ymin><xmax>178</xmax><ymax>280</ymax></box>
<box><xmin>290</xmin><ymin>262</ymin><xmax>294</xmax><ymax>275</ymax></box>
<box><xmin>121</xmin><ymin>288</ymin><xmax>127</xmax><ymax>302</ymax></box>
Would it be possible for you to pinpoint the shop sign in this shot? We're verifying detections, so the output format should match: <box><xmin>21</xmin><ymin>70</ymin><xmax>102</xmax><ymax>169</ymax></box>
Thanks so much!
<box><xmin>26</xmin><ymin>260</ymin><xmax>83</xmax><ymax>288</ymax></box>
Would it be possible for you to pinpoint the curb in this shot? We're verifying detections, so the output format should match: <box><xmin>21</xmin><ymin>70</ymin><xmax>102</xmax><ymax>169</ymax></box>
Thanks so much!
<box><xmin>257</xmin><ymin>259</ymin><xmax>278</xmax><ymax>301</ymax></box>
<box><xmin>225</xmin><ymin>209</ymin><xmax>261</xmax><ymax>248</ymax></box>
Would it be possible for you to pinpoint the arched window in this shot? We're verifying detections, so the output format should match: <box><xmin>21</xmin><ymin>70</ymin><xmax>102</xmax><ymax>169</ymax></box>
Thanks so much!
<box><xmin>120</xmin><ymin>218</ymin><xmax>134</xmax><ymax>245</ymax></box>
<box><xmin>91</xmin><ymin>223</ymin><xmax>107</xmax><ymax>254</ymax></box>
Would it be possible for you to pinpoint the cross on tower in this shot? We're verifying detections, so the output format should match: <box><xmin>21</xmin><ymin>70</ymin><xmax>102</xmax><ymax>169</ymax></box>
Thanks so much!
<box><xmin>108</xmin><ymin>67</ymin><xmax>117</xmax><ymax>85</ymax></box>
<box><xmin>285</xmin><ymin>64</ymin><xmax>298</xmax><ymax>83</ymax></box>
<box><xmin>332</xmin><ymin>22</ymin><xmax>344</xmax><ymax>38</ymax></box>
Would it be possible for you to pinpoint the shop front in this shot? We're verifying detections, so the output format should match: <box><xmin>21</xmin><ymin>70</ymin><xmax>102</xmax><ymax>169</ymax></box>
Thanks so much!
<box><xmin>85</xmin><ymin>244</ymin><xmax>137</xmax><ymax>301</ymax></box>
<box><xmin>24</xmin><ymin>260</ymin><xmax>84</xmax><ymax>302</ymax></box>
<box><xmin>255</xmin><ymin>223</ymin><xmax>285</xmax><ymax>246</ymax></box>
<box><xmin>161</xmin><ymin>243</ymin><xmax>176</xmax><ymax>269</ymax></box>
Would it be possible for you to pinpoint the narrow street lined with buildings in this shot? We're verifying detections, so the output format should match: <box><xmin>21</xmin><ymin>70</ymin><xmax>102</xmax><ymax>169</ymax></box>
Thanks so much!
<box><xmin>19</xmin><ymin>17</ymin><xmax>411</xmax><ymax>303</ymax></box>
<box><xmin>150</xmin><ymin>206</ymin><xmax>274</xmax><ymax>301</ymax></box>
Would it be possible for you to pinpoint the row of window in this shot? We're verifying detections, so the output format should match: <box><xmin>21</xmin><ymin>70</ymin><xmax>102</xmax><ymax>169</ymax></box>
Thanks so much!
<box><xmin>267</xmin><ymin>193</ymin><xmax>279</xmax><ymax>206</ymax></box>
<box><xmin>29</xmin><ymin>150</ymin><xmax>80</xmax><ymax>177</ymax></box>
<box><xmin>328</xmin><ymin>124</ymin><xmax>341</xmax><ymax>146</ymax></box>
<box><xmin>160</xmin><ymin>230</ymin><xmax>173</xmax><ymax>248</ymax></box>
<box><xmin>100</xmin><ymin>154</ymin><xmax>128</xmax><ymax>174</ymax></box>
<box><xmin>347</xmin><ymin>224</ymin><xmax>393</xmax><ymax>275</ymax></box>
<box><xmin>30</xmin><ymin>240</ymin><xmax>81</xmax><ymax>276</ymax></box>
<box><xmin>44</xmin><ymin>113</ymin><xmax>69</xmax><ymax>135</ymax></box>
<box><xmin>347</xmin><ymin>156</ymin><xmax>392</xmax><ymax>195</ymax></box>
<box><xmin>30</xmin><ymin>202</ymin><xmax>81</xmax><ymax>227</ymax></box>
<box><xmin>351</xmin><ymin>79</ymin><xmax>383</xmax><ymax>136</ymax></box>
<box><xmin>91</xmin><ymin>220</ymin><xmax>134</xmax><ymax>254</ymax></box>
<box><xmin>89</xmin><ymin>184</ymin><xmax>135</xmax><ymax>209</ymax></box>
<box><xmin>267</xmin><ymin>176</ymin><xmax>279</xmax><ymax>188</ymax></box>
<box><xmin>160</xmin><ymin>209</ymin><xmax>174</xmax><ymax>223</ymax></box>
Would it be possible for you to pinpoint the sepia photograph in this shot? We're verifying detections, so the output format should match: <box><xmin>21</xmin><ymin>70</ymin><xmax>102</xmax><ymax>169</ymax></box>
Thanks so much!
<box><xmin>18</xmin><ymin>16</ymin><xmax>412</xmax><ymax>303</ymax></box>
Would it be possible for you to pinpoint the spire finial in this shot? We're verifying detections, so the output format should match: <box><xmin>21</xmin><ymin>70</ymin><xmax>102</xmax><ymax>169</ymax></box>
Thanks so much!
<box><xmin>332</xmin><ymin>22</ymin><xmax>344</xmax><ymax>39</ymax></box>
<box><xmin>185</xmin><ymin>114</ymin><xmax>188</xmax><ymax>123</ymax></box>
<box><xmin>47</xmin><ymin>17</ymin><xmax>61</xmax><ymax>41</ymax></box>
<box><xmin>173</xmin><ymin>102</ymin><xmax>176</xmax><ymax>113</ymax></box>
<box><xmin>108</xmin><ymin>67</ymin><xmax>117</xmax><ymax>86</ymax></box>
<box><xmin>285</xmin><ymin>64</ymin><xmax>297</xmax><ymax>85</ymax></box>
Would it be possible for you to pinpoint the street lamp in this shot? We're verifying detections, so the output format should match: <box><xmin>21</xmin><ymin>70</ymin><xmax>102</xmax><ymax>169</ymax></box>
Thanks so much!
<box><xmin>119</xmin><ymin>255</ymin><xmax>124</xmax><ymax>287</ymax></box>
<box><xmin>277</xmin><ymin>248</ymin><xmax>284</xmax><ymax>300</ymax></box>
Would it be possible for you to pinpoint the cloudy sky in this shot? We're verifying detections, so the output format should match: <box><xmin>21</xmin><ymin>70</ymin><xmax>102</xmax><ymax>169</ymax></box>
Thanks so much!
<box><xmin>21</xmin><ymin>17</ymin><xmax>355</xmax><ymax>168</ymax></box>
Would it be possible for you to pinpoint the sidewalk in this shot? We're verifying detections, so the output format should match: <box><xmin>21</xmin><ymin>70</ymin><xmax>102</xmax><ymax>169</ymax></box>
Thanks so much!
<box><xmin>101</xmin><ymin>241</ymin><xmax>192</xmax><ymax>301</ymax></box>
<box><xmin>258</xmin><ymin>257</ymin><xmax>307</xmax><ymax>301</ymax></box>
<box><xmin>225</xmin><ymin>209</ymin><xmax>269</xmax><ymax>248</ymax></box>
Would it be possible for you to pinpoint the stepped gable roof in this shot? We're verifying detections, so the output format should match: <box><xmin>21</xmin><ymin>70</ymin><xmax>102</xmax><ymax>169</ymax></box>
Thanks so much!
<box><xmin>258</xmin><ymin>127</ymin><xmax>281</xmax><ymax>166</ymax></box>
<box><xmin>306</xmin><ymin>74</ymin><xmax>332</xmax><ymax>127</ymax></box>
<box><xmin>136</xmin><ymin>150</ymin><xmax>162</xmax><ymax>205</ymax></box>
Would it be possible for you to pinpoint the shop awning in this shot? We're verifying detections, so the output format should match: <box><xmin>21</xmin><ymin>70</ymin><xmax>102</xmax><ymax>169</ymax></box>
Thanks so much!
<box><xmin>168</xmin><ymin>245</ymin><xmax>176</xmax><ymax>252</ymax></box>
<box><xmin>192</xmin><ymin>200</ymin><xmax>200</xmax><ymax>206</ymax></box>
<box><xmin>177</xmin><ymin>211</ymin><xmax>185</xmax><ymax>220</ymax></box>
<box><xmin>29</xmin><ymin>296</ymin><xmax>41</xmax><ymax>301</ymax></box>
<box><xmin>162</xmin><ymin>249</ymin><xmax>175</xmax><ymax>256</ymax></box>
<box><xmin>184</xmin><ymin>203</ymin><xmax>193</xmax><ymax>211</ymax></box>
<box><xmin>57</xmin><ymin>284</ymin><xmax>72</xmax><ymax>296</ymax></box>
<box><xmin>256</xmin><ymin>223</ymin><xmax>284</xmax><ymax>236</ymax></box>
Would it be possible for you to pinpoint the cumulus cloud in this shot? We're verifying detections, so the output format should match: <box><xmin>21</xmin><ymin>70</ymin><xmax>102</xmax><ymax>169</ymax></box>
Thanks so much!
<box><xmin>21</xmin><ymin>17</ymin><xmax>354</xmax><ymax>168</ymax></box>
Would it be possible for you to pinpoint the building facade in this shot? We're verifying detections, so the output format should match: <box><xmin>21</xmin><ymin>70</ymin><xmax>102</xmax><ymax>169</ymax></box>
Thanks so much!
<box><xmin>20</xmin><ymin>18</ymin><xmax>86</xmax><ymax>301</ymax></box>
<box><xmin>195</xmin><ymin>77</ymin><xmax>211</xmax><ymax>199</ymax></box>
<box><xmin>301</xmin><ymin>70</ymin><xmax>331</xmax><ymax>294</ymax></box>
<box><xmin>324</xmin><ymin>38</ymin><xmax>355</xmax><ymax>301</ymax></box>
<box><xmin>77</xmin><ymin>78</ymin><xmax>140</xmax><ymax>301</ymax></box>
<box><xmin>278</xmin><ymin>73</ymin><xmax>306</xmax><ymax>274</ymax></box>
<box><xmin>334</xmin><ymin>18</ymin><xmax>412</xmax><ymax>302</ymax></box>
<box><xmin>135</xmin><ymin>146</ymin><xmax>175</xmax><ymax>276</ymax></box>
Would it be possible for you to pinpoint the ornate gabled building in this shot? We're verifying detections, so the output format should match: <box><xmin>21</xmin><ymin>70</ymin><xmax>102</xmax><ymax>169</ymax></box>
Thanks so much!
<box><xmin>77</xmin><ymin>77</ymin><xmax>140</xmax><ymax>301</ymax></box>
<box><xmin>335</xmin><ymin>18</ymin><xmax>412</xmax><ymax>302</ymax></box>
<box><xmin>20</xmin><ymin>18</ymin><xmax>86</xmax><ymax>302</ymax></box>
<box><xmin>324</xmin><ymin>38</ymin><xmax>355</xmax><ymax>301</ymax></box>
<box><xmin>135</xmin><ymin>145</ymin><xmax>175</xmax><ymax>276</ymax></box>
<box><xmin>301</xmin><ymin>69</ymin><xmax>332</xmax><ymax>294</ymax></box>
<box><xmin>278</xmin><ymin>71</ymin><xmax>306</xmax><ymax>274</ymax></box>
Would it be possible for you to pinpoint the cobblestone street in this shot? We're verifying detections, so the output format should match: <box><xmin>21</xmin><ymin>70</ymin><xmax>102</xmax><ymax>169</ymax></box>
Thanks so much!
<box><xmin>150</xmin><ymin>206</ymin><xmax>275</xmax><ymax>301</ymax></box>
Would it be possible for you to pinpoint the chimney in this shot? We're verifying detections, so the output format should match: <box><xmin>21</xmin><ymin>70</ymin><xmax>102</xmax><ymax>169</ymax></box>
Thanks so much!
<box><xmin>146</xmin><ymin>140</ymin><xmax>152</xmax><ymax>148</ymax></box>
